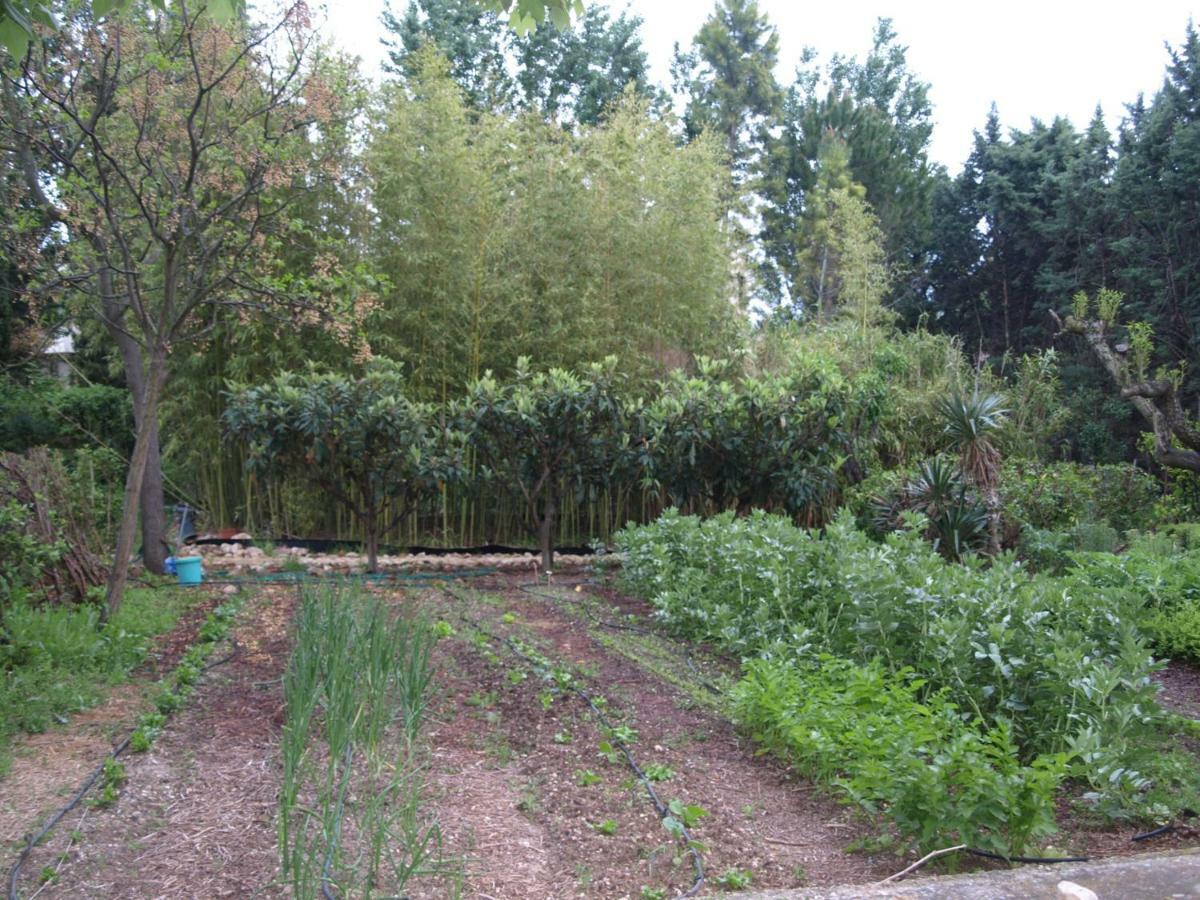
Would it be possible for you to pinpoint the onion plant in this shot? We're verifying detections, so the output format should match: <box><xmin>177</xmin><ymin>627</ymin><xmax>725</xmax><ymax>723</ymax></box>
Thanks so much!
<box><xmin>279</xmin><ymin>585</ymin><xmax>446</xmax><ymax>898</ymax></box>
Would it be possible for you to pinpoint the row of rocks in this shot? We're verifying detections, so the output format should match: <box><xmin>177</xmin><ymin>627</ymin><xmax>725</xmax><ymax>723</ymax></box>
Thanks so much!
<box><xmin>191</xmin><ymin>544</ymin><xmax>594</xmax><ymax>574</ymax></box>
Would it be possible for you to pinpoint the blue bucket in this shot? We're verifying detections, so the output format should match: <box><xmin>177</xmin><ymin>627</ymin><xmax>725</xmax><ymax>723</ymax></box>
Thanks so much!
<box><xmin>175</xmin><ymin>556</ymin><xmax>204</xmax><ymax>586</ymax></box>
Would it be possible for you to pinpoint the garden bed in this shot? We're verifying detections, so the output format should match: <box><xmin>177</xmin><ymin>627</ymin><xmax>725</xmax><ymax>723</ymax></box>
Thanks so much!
<box><xmin>4</xmin><ymin>573</ymin><xmax>1198</xmax><ymax>898</ymax></box>
<box><xmin>0</xmin><ymin>586</ymin><xmax>223</xmax><ymax>856</ymax></box>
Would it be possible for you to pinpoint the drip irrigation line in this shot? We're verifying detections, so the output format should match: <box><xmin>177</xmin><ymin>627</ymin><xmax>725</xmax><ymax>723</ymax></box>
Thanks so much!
<box><xmin>1132</xmin><ymin>811</ymin><xmax>1196</xmax><ymax>842</ymax></box>
<box><xmin>1132</xmin><ymin>825</ymin><xmax>1176</xmax><ymax>842</ymax></box>
<box><xmin>5</xmin><ymin>600</ymin><xmax>246</xmax><ymax>900</ymax></box>
<box><xmin>517</xmin><ymin>581</ymin><xmax>723</xmax><ymax>697</ymax></box>
<box><xmin>964</xmin><ymin>848</ymin><xmax>1090</xmax><ymax>864</ymax></box>
<box><xmin>187</xmin><ymin>568</ymin><xmax>500</xmax><ymax>588</ymax></box>
<box><xmin>6</xmin><ymin>735</ymin><xmax>132</xmax><ymax>900</ymax></box>
<box><xmin>444</xmin><ymin>591</ymin><xmax>705</xmax><ymax>899</ymax></box>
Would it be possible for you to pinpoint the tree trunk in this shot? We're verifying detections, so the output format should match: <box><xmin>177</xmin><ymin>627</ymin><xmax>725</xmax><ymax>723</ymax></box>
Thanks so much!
<box><xmin>1054</xmin><ymin>310</ymin><xmax>1200</xmax><ymax>474</ymax></box>
<box><xmin>538</xmin><ymin>492</ymin><xmax>558</xmax><ymax>574</ymax></box>
<box><xmin>984</xmin><ymin>487</ymin><xmax>1002</xmax><ymax>556</ymax></box>
<box><xmin>140</xmin><ymin>421</ymin><xmax>168</xmax><ymax>574</ymax></box>
<box><xmin>818</xmin><ymin>243</ymin><xmax>831</xmax><ymax>321</ymax></box>
<box><xmin>103</xmin><ymin>344</ymin><xmax>168</xmax><ymax>620</ymax></box>
<box><xmin>365</xmin><ymin>514</ymin><xmax>379</xmax><ymax>574</ymax></box>
<box><xmin>105</xmin><ymin>300</ymin><xmax>167</xmax><ymax>575</ymax></box>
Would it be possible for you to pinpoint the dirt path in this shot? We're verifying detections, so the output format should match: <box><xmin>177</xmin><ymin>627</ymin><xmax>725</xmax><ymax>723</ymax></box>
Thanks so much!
<box><xmin>8</xmin><ymin>586</ymin><xmax>295</xmax><ymax>899</ymax></box>
<box><xmin>413</xmin><ymin>575</ymin><xmax>895</xmax><ymax>898</ymax></box>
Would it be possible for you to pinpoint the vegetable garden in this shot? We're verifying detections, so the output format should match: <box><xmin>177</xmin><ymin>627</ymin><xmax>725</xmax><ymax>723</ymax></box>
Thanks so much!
<box><xmin>4</xmin><ymin>0</ymin><xmax>1200</xmax><ymax>897</ymax></box>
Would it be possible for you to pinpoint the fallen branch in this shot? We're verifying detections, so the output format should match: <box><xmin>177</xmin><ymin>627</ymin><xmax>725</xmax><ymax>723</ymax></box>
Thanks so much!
<box><xmin>875</xmin><ymin>843</ymin><xmax>966</xmax><ymax>885</ymax></box>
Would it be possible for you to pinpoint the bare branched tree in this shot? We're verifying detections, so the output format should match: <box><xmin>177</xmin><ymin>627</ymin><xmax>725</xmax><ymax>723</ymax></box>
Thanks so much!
<box><xmin>1052</xmin><ymin>291</ymin><xmax>1200</xmax><ymax>474</ymax></box>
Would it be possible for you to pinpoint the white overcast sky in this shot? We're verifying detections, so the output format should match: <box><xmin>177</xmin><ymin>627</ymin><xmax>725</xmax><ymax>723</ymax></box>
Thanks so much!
<box><xmin>320</xmin><ymin>0</ymin><xmax>1199</xmax><ymax>172</ymax></box>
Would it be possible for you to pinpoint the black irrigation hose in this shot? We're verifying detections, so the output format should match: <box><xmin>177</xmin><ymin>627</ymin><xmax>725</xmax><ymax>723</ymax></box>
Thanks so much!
<box><xmin>1132</xmin><ymin>810</ymin><xmax>1197</xmax><ymax>842</ymax></box>
<box><xmin>1131</xmin><ymin>825</ymin><xmax>1176</xmax><ymax>842</ymax></box>
<box><xmin>517</xmin><ymin>581</ymin><xmax>724</xmax><ymax>697</ymax></box>
<box><xmin>964</xmin><ymin>847</ymin><xmax>1090</xmax><ymax>864</ymax></box>
<box><xmin>6</xmin><ymin>735</ymin><xmax>133</xmax><ymax>900</ymax></box>
<box><xmin>445</xmin><ymin>592</ymin><xmax>706</xmax><ymax>899</ymax></box>
<box><xmin>5</xmin><ymin>590</ymin><xmax>243</xmax><ymax>900</ymax></box>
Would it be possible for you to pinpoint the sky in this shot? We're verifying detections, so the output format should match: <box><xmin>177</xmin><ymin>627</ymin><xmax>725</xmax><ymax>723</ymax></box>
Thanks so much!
<box><xmin>321</xmin><ymin>0</ymin><xmax>1200</xmax><ymax>172</ymax></box>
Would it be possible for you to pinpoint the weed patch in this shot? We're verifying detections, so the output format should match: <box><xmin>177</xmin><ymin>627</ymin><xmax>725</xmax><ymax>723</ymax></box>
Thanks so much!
<box><xmin>0</xmin><ymin>587</ymin><xmax>196</xmax><ymax>752</ymax></box>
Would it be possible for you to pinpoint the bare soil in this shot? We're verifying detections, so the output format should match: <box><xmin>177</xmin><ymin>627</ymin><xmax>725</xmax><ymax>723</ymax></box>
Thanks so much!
<box><xmin>4</xmin><ymin>571</ymin><xmax>1199</xmax><ymax>899</ymax></box>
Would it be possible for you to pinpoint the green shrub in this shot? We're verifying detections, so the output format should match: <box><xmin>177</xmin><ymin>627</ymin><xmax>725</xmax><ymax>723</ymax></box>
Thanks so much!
<box><xmin>1142</xmin><ymin>603</ymin><xmax>1200</xmax><ymax>664</ymax></box>
<box><xmin>0</xmin><ymin>501</ymin><xmax>64</xmax><ymax>609</ymax></box>
<box><xmin>1000</xmin><ymin>460</ymin><xmax>1161</xmax><ymax>533</ymax></box>
<box><xmin>617</xmin><ymin>509</ymin><xmax>1190</xmax><ymax>843</ymax></box>
<box><xmin>733</xmin><ymin>657</ymin><xmax>1064</xmax><ymax>856</ymax></box>
<box><xmin>0</xmin><ymin>380</ymin><xmax>132</xmax><ymax>456</ymax></box>
<box><xmin>0</xmin><ymin>588</ymin><xmax>192</xmax><ymax>746</ymax></box>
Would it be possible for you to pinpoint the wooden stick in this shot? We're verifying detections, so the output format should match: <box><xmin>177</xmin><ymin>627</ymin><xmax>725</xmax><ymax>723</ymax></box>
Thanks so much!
<box><xmin>875</xmin><ymin>843</ymin><xmax>967</xmax><ymax>885</ymax></box>
<box><xmin>764</xmin><ymin>836</ymin><xmax>814</xmax><ymax>847</ymax></box>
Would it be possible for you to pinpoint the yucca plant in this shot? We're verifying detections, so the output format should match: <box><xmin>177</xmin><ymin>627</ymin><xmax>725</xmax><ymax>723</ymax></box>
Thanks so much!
<box><xmin>871</xmin><ymin>458</ymin><xmax>987</xmax><ymax>559</ymax></box>
<box><xmin>932</xmin><ymin>500</ymin><xmax>990</xmax><ymax>560</ymax></box>
<box><xmin>935</xmin><ymin>390</ymin><xmax>1008</xmax><ymax>552</ymax></box>
<box><xmin>905</xmin><ymin>458</ymin><xmax>965</xmax><ymax>516</ymax></box>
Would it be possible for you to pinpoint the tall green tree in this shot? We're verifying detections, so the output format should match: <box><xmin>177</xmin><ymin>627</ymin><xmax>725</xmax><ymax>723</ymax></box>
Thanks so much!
<box><xmin>759</xmin><ymin>19</ymin><xmax>936</xmax><ymax>310</ymax></box>
<box><xmin>381</xmin><ymin>0</ymin><xmax>513</xmax><ymax>110</ymax></box>
<box><xmin>368</xmin><ymin>53</ymin><xmax>737</xmax><ymax>398</ymax></box>
<box><xmin>225</xmin><ymin>365</ymin><xmax>457</xmax><ymax>572</ymax></box>
<box><xmin>461</xmin><ymin>359</ymin><xmax>626</xmax><ymax>572</ymax></box>
<box><xmin>672</xmin><ymin>0</ymin><xmax>780</xmax><ymax>172</ymax></box>
<box><xmin>1110</xmin><ymin>24</ymin><xmax>1200</xmax><ymax>393</ymax></box>
<box><xmin>3</xmin><ymin>4</ymin><xmax>354</xmax><ymax>614</ymax></box>
<box><xmin>789</xmin><ymin>134</ymin><xmax>890</xmax><ymax>323</ymax></box>
<box><xmin>513</xmin><ymin>3</ymin><xmax>655</xmax><ymax>126</ymax></box>
<box><xmin>382</xmin><ymin>0</ymin><xmax>654</xmax><ymax>125</ymax></box>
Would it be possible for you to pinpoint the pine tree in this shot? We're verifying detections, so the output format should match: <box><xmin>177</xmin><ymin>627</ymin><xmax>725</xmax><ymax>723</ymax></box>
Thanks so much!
<box><xmin>381</xmin><ymin>0</ymin><xmax>514</xmax><ymax>110</ymax></box>
<box><xmin>673</xmin><ymin>0</ymin><xmax>781</xmax><ymax>173</ymax></box>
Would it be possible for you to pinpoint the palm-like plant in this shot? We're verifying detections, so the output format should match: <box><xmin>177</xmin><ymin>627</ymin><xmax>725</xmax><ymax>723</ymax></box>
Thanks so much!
<box><xmin>905</xmin><ymin>458</ymin><xmax>966</xmax><ymax>515</ymax></box>
<box><xmin>870</xmin><ymin>457</ymin><xmax>988</xmax><ymax>560</ymax></box>
<box><xmin>935</xmin><ymin>390</ymin><xmax>1008</xmax><ymax>551</ymax></box>
<box><xmin>934</xmin><ymin>390</ymin><xmax>1008</xmax><ymax>490</ymax></box>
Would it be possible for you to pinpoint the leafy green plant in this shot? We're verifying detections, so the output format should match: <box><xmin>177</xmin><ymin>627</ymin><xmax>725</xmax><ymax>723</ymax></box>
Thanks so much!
<box><xmin>459</xmin><ymin>358</ymin><xmax>627</xmax><ymax>572</ymax></box>
<box><xmin>590</xmin><ymin>819</ymin><xmax>618</xmax><ymax>836</ymax></box>
<box><xmin>576</xmin><ymin>769</ymin><xmax>603</xmax><ymax>787</ymax></box>
<box><xmin>1143</xmin><ymin>602</ymin><xmax>1200</xmax><ymax>663</ymax></box>
<box><xmin>0</xmin><ymin>587</ymin><xmax>191</xmax><ymax>751</ymax></box>
<box><xmin>733</xmin><ymin>657</ymin><xmax>1064</xmax><ymax>856</ymax></box>
<box><xmin>666</xmin><ymin>799</ymin><xmax>708</xmax><ymax>830</ymax></box>
<box><xmin>642</xmin><ymin>763</ymin><xmax>675</xmax><ymax>782</ymax></box>
<box><xmin>225</xmin><ymin>364</ymin><xmax>461</xmax><ymax>572</ymax></box>
<box><xmin>617</xmin><ymin>509</ymin><xmax>1192</xmax><ymax>849</ymax></box>
<box><xmin>714</xmin><ymin>868</ymin><xmax>753</xmax><ymax>890</ymax></box>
